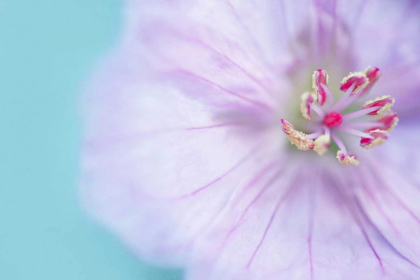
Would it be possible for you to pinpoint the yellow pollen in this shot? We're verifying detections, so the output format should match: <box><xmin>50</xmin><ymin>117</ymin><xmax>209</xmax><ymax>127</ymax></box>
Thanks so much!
<box><xmin>336</xmin><ymin>150</ymin><xmax>360</xmax><ymax>166</ymax></box>
<box><xmin>283</xmin><ymin>122</ymin><xmax>314</xmax><ymax>151</ymax></box>
<box><xmin>300</xmin><ymin>92</ymin><xmax>316</xmax><ymax>120</ymax></box>
<box><xmin>341</xmin><ymin>72</ymin><xmax>369</xmax><ymax>93</ymax></box>
<box><xmin>313</xmin><ymin>135</ymin><xmax>330</xmax><ymax>155</ymax></box>
<box><xmin>311</xmin><ymin>70</ymin><xmax>329</xmax><ymax>104</ymax></box>
<box><xmin>363</xmin><ymin>95</ymin><xmax>395</xmax><ymax>117</ymax></box>
<box><xmin>361</xmin><ymin>129</ymin><xmax>388</xmax><ymax>150</ymax></box>
<box><xmin>384</xmin><ymin>116</ymin><xmax>399</xmax><ymax>133</ymax></box>
<box><xmin>282</xmin><ymin>67</ymin><xmax>397</xmax><ymax>167</ymax></box>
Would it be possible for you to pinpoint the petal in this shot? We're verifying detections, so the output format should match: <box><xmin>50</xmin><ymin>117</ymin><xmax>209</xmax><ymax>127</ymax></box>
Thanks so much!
<box><xmin>350</xmin><ymin>0</ymin><xmax>420</xmax><ymax>69</ymax></box>
<box><xmin>127</xmin><ymin>0</ymin><xmax>295</xmax><ymax>81</ymax></box>
<box><xmin>349</xmin><ymin>1</ymin><xmax>420</xmax><ymax>120</ymax></box>
<box><xmin>82</xmin><ymin>47</ymin><xmax>283</xmax><ymax>265</ymax></box>
<box><xmin>83</xmin><ymin>0</ymin><xmax>293</xmax><ymax>268</ymax></box>
<box><xmin>186</xmin><ymin>164</ymin><xmax>420</xmax><ymax>279</ymax></box>
<box><xmin>355</xmin><ymin>126</ymin><xmax>420</xmax><ymax>273</ymax></box>
<box><xmin>119</xmin><ymin>1</ymin><xmax>300</xmax><ymax>116</ymax></box>
<box><xmin>310</xmin><ymin>1</ymin><xmax>420</xmax><ymax>121</ymax></box>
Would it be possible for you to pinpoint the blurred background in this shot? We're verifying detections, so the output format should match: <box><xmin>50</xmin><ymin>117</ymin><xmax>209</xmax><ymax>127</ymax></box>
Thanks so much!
<box><xmin>0</xmin><ymin>1</ymin><xmax>181</xmax><ymax>279</ymax></box>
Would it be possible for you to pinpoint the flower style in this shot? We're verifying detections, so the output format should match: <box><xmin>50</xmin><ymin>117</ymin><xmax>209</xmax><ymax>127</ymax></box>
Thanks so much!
<box><xmin>82</xmin><ymin>1</ymin><xmax>420</xmax><ymax>279</ymax></box>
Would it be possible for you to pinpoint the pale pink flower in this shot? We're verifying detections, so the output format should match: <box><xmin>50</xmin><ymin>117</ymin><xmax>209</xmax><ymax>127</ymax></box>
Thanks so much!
<box><xmin>82</xmin><ymin>0</ymin><xmax>420</xmax><ymax>279</ymax></box>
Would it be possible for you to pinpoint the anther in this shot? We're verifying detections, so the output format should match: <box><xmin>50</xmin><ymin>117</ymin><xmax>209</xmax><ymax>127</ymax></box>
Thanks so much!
<box><xmin>340</xmin><ymin>72</ymin><xmax>369</xmax><ymax>94</ymax></box>
<box><xmin>360</xmin><ymin>129</ymin><xmax>388</xmax><ymax>149</ymax></box>
<box><xmin>362</xmin><ymin>66</ymin><xmax>381</xmax><ymax>95</ymax></box>
<box><xmin>363</xmin><ymin>95</ymin><xmax>395</xmax><ymax>117</ymax></box>
<box><xmin>312</xmin><ymin>69</ymin><xmax>329</xmax><ymax>106</ymax></box>
<box><xmin>314</xmin><ymin>135</ymin><xmax>330</xmax><ymax>155</ymax></box>
<box><xmin>281</xmin><ymin>119</ymin><xmax>315</xmax><ymax>151</ymax></box>
<box><xmin>366</xmin><ymin>113</ymin><xmax>399</xmax><ymax>133</ymax></box>
<box><xmin>300</xmin><ymin>92</ymin><xmax>316</xmax><ymax>120</ymax></box>
<box><xmin>336</xmin><ymin>150</ymin><xmax>360</xmax><ymax>166</ymax></box>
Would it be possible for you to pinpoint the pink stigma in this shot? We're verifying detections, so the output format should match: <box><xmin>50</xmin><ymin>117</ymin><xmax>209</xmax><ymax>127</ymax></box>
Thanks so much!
<box><xmin>323</xmin><ymin>112</ymin><xmax>343</xmax><ymax>127</ymax></box>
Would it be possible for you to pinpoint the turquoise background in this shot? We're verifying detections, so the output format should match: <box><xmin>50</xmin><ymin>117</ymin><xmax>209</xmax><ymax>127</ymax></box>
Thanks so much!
<box><xmin>0</xmin><ymin>1</ymin><xmax>182</xmax><ymax>279</ymax></box>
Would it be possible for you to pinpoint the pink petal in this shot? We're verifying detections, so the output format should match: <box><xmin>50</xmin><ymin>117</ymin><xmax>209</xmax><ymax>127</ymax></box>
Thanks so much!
<box><xmin>126</xmin><ymin>0</ymin><xmax>295</xmax><ymax>84</ymax></box>
<box><xmin>349</xmin><ymin>1</ymin><xmax>420</xmax><ymax>118</ymax></box>
<box><xmin>355</xmin><ymin>126</ymin><xmax>420</xmax><ymax>271</ymax></box>
<box><xmin>185</xmin><ymin>164</ymin><xmax>420</xmax><ymax>279</ymax></box>
<box><xmin>82</xmin><ymin>0</ymin><xmax>292</xmax><ymax>266</ymax></box>
<box><xmin>82</xmin><ymin>44</ymin><xmax>282</xmax><ymax>265</ymax></box>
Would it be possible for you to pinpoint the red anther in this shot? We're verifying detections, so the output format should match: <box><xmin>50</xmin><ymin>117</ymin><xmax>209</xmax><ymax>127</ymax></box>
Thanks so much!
<box><xmin>300</xmin><ymin>92</ymin><xmax>316</xmax><ymax>120</ymax></box>
<box><xmin>312</xmin><ymin>69</ymin><xmax>328</xmax><ymax>106</ymax></box>
<box><xmin>360</xmin><ymin>130</ymin><xmax>388</xmax><ymax>149</ymax></box>
<box><xmin>366</xmin><ymin>113</ymin><xmax>398</xmax><ymax>132</ymax></box>
<box><xmin>280</xmin><ymin>119</ymin><xmax>315</xmax><ymax>151</ymax></box>
<box><xmin>363</xmin><ymin>95</ymin><xmax>395</xmax><ymax>116</ymax></box>
<box><xmin>340</xmin><ymin>72</ymin><xmax>368</xmax><ymax>93</ymax></box>
<box><xmin>323</xmin><ymin>112</ymin><xmax>343</xmax><ymax>128</ymax></box>
<box><xmin>337</xmin><ymin>150</ymin><xmax>359</xmax><ymax>166</ymax></box>
<box><xmin>281</xmin><ymin>119</ymin><xmax>294</xmax><ymax>134</ymax></box>
<box><xmin>365</xmin><ymin>67</ymin><xmax>381</xmax><ymax>84</ymax></box>
<box><xmin>360</xmin><ymin>137</ymin><xmax>371</xmax><ymax>147</ymax></box>
<box><xmin>378</xmin><ymin>113</ymin><xmax>398</xmax><ymax>132</ymax></box>
<box><xmin>361</xmin><ymin>67</ymin><xmax>382</xmax><ymax>96</ymax></box>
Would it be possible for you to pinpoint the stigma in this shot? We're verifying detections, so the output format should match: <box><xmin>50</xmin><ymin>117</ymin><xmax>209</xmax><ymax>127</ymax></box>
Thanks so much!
<box><xmin>281</xmin><ymin>67</ymin><xmax>398</xmax><ymax>166</ymax></box>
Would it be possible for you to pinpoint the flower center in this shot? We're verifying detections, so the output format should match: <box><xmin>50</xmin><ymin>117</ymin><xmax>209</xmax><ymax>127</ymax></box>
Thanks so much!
<box><xmin>281</xmin><ymin>67</ymin><xmax>399</xmax><ymax>166</ymax></box>
<box><xmin>323</xmin><ymin>112</ymin><xmax>343</xmax><ymax>128</ymax></box>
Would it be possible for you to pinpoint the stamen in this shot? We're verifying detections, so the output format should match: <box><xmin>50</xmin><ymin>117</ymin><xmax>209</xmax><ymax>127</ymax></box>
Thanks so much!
<box><xmin>347</xmin><ymin>121</ymin><xmax>384</xmax><ymax>130</ymax></box>
<box><xmin>300</xmin><ymin>92</ymin><xmax>316</xmax><ymax>120</ymax></box>
<box><xmin>362</xmin><ymin>66</ymin><xmax>381</xmax><ymax>95</ymax></box>
<box><xmin>312</xmin><ymin>69</ymin><xmax>329</xmax><ymax>106</ymax></box>
<box><xmin>314</xmin><ymin>134</ymin><xmax>330</xmax><ymax>155</ymax></box>
<box><xmin>360</xmin><ymin>130</ymin><xmax>388</xmax><ymax>149</ymax></box>
<box><xmin>337</xmin><ymin>87</ymin><xmax>365</xmax><ymax>112</ymax></box>
<box><xmin>363</xmin><ymin>95</ymin><xmax>395</xmax><ymax>117</ymax></box>
<box><xmin>336</xmin><ymin>150</ymin><xmax>360</xmax><ymax>166</ymax></box>
<box><xmin>307</xmin><ymin>130</ymin><xmax>323</xmax><ymax>139</ymax></box>
<box><xmin>342</xmin><ymin>106</ymin><xmax>381</xmax><ymax>121</ymax></box>
<box><xmin>335</xmin><ymin>67</ymin><xmax>380</xmax><ymax>111</ymax></box>
<box><xmin>339</xmin><ymin>72</ymin><xmax>369</xmax><ymax>94</ymax></box>
<box><xmin>331</xmin><ymin>131</ymin><xmax>347</xmax><ymax>154</ymax></box>
<box><xmin>281</xmin><ymin>67</ymin><xmax>396</xmax><ymax>167</ymax></box>
<box><xmin>324</xmin><ymin>126</ymin><xmax>331</xmax><ymax>138</ymax></box>
<box><xmin>336</xmin><ymin>127</ymin><xmax>374</xmax><ymax>139</ymax></box>
<box><xmin>369</xmin><ymin>113</ymin><xmax>399</xmax><ymax>133</ymax></box>
<box><xmin>310</xmin><ymin>103</ymin><xmax>325</xmax><ymax>118</ymax></box>
<box><xmin>281</xmin><ymin>119</ymin><xmax>315</xmax><ymax>151</ymax></box>
<box><xmin>320</xmin><ymin>84</ymin><xmax>334</xmax><ymax>107</ymax></box>
<box><xmin>332</xmin><ymin>82</ymin><xmax>356</xmax><ymax>112</ymax></box>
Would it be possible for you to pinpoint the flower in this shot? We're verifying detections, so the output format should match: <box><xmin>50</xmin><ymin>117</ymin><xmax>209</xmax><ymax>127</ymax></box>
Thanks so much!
<box><xmin>82</xmin><ymin>1</ymin><xmax>420</xmax><ymax>279</ymax></box>
<box><xmin>281</xmin><ymin>67</ymin><xmax>397</xmax><ymax>166</ymax></box>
